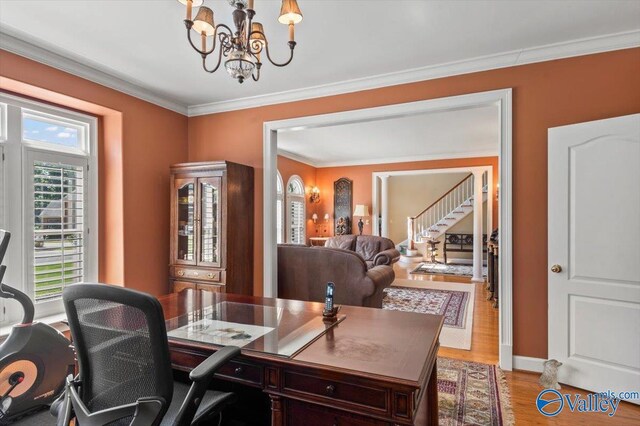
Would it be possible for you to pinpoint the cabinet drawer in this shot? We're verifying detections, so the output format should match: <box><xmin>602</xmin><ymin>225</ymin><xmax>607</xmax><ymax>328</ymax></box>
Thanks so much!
<box><xmin>196</xmin><ymin>283</ymin><xmax>224</xmax><ymax>293</ymax></box>
<box><xmin>215</xmin><ymin>360</ymin><xmax>263</xmax><ymax>387</ymax></box>
<box><xmin>172</xmin><ymin>280</ymin><xmax>196</xmax><ymax>293</ymax></box>
<box><xmin>171</xmin><ymin>266</ymin><xmax>222</xmax><ymax>282</ymax></box>
<box><xmin>283</xmin><ymin>371</ymin><xmax>388</xmax><ymax>413</ymax></box>
<box><xmin>287</xmin><ymin>400</ymin><xmax>390</xmax><ymax>426</ymax></box>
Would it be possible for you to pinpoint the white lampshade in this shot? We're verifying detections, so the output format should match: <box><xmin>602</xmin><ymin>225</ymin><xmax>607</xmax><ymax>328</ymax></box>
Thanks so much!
<box><xmin>178</xmin><ymin>0</ymin><xmax>203</xmax><ymax>6</ymax></box>
<box><xmin>312</xmin><ymin>213</ymin><xmax>318</xmax><ymax>220</ymax></box>
<box><xmin>278</xmin><ymin>0</ymin><xmax>303</xmax><ymax>25</ymax></box>
<box><xmin>353</xmin><ymin>205</ymin><xmax>370</xmax><ymax>217</ymax></box>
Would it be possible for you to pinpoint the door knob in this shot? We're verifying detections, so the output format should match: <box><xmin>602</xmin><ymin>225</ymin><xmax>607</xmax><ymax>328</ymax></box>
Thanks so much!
<box><xmin>551</xmin><ymin>264</ymin><xmax>562</xmax><ymax>273</ymax></box>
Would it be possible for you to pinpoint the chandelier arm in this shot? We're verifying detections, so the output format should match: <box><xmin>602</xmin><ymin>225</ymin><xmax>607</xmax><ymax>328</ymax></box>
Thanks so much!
<box><xmin>252</xmin><ymin>64</ymin><xmax>262</xmax><ymax>82</ymax></box>
<box><xmin>250</xmin><ymin>31</ymin><xmax>295</xmax><ymax>67</ymax></box>
<box><xmin>202</xmin><ymin>44</ymin><xmax>225</xmax><ymax>74</ymax></box>
<box><xmin>186</xmin><ymin>23</ymin><xmax>234</xmax><ymax>56</ymax></box>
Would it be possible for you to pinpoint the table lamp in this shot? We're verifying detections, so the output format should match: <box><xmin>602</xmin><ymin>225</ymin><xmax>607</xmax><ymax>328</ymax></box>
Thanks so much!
<box><xmin>353</xmin><ymin>204</ymin><xmax>370</xmax><ymax>236</ymax></box>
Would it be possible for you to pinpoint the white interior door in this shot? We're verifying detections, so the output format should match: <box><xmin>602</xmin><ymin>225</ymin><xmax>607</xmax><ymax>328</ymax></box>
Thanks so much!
<box><xmin>548</xmin><ymin>114</ymin><xmax>640</xmax><ymax>398</ymax></box>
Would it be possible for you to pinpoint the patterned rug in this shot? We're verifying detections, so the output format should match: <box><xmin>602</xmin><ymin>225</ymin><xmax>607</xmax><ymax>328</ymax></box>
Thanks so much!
<box><xmin>383</xmin><ymin>286</ymin><xmax>469</xmax><ymax>328</ymax></box>
<box><xmin>438</xmin><ymin>358</ymin><xmax>514</xmax><ymax>426</ymax></box>
<box><xmin>411</xmin><ymin>262</ymin><xmax>487</xmax><ymax>277</ymax></box>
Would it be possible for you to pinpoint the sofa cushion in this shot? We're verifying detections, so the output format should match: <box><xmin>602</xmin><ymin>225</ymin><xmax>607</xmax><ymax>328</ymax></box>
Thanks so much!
<box><xmin>324</xmin><ymin>235</ymin><xmax>356</xmax><ymax>251</ymax></box>
<box><xmin>355</xmin><ymin>237</ymin><xmax>381</xmax><ymax>261</ymax></box>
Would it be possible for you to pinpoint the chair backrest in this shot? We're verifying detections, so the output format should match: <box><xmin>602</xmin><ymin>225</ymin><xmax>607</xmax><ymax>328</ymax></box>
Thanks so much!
<box><xmin>63</xmin><ymin>284</ymin><xmax>173</xmax><ymax>424</ymax></box>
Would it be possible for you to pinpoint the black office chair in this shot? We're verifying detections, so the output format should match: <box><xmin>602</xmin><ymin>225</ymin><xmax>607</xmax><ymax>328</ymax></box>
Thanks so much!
<box><xmin>53</xmin><ymin>283</ymin><xmax>240</xmax><ymax>425</ymax></box>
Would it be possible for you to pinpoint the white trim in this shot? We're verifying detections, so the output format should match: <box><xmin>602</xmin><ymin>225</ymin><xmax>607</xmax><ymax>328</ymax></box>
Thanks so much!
<box><xmin>0</xmin><ymin>26</ymin><xmax>188</xmax><ymax>116</ymax></box>
<box><xmin>278</xmin><ymin>148</ymin><xmax>499</xmax><ymax>169</ymax></box>
<box><xmin>263</xmin><ymin>88</ymin><xmax>514</xmax><ymax>370</ymax></box>
<box><xmin>1</xmin><ymin>23</ymin><xmax>637</xmax><ymax>117</ymax></box>
<box><xmin>191</xmin><ymin>30</ymin><xmax>640</xmax><ymax>116</ymax></box>
<box><xmin>513</xmin><ymin>356</ymin><xmax>546</xmax><ymax>373</ymax></box>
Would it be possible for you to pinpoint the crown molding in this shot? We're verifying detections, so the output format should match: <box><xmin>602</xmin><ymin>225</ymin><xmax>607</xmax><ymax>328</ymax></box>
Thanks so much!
<box><xmin>277</xmin><ymin>148</ymin><xmax>499</xmax><ymax>169</ymax></box>
<box><xmin>189</xmin><ymin>29</ymin><xmax>640</xmax><ymax>116</ymax></box>
<box><xmin>0</xmin><ymin>25</ymin><xmax>189</xmax><ymax>116</ymax></box>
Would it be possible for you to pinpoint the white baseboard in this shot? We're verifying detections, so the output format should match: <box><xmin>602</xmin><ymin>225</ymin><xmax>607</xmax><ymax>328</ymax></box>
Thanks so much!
<box><xmin>513</xmin><ymin>356</ymin><xmax>546</xmax><ymax>373</ymax></box>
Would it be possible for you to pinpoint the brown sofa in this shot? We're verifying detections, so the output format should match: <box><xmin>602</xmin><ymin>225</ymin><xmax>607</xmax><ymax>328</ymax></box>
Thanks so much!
<box><xmin>277</xmin><ymin>244</ymin><xmax>395</xmax><ymax>308</ymax></box>
<box><xmin>324</xmin><ymin>235</ymin><xmax>400</xmax><ymax>269</ymax></box>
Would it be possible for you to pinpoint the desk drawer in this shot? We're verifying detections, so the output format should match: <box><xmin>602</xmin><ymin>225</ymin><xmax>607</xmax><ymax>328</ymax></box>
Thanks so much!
<box><xmin>216</xmin><ymin>360</ymin><xmax>263</xmax><ymax>387</ymax></box>
<box><xmin>171</xmin><ymin>266</ymin><xmax>223</xmax><ymax>283</ymax></box>
<box><xmin>287</xmin><ymin>400</ymin><xmax>390</xmax><ymax>426</ymax></box>
<box><xmin>283</xmin><ymin>371</ymin><xmax>388</xmax><ymax>413</ymax></box>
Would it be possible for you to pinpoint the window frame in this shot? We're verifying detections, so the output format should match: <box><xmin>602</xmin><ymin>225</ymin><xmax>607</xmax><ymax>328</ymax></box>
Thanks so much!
<box><xmin>286</xmin><ymin>175</ymin><xmax>306</xmax><ymax>245</ymax></box>
<box><xmin>0</xmin><ymin>93</ymin><xmax>98</xmax><ymax>323</ymax></box>
<box><xmin>276</xmin><ymin>171</ymin><xmax>285</xmax><ymax>244</ymax></box>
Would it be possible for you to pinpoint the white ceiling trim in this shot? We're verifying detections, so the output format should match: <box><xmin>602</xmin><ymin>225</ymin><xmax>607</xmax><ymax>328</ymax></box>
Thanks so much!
<box><xmin>277</xmin><ymin>148</ymin><xmax>499</xmax><ymax>168</ymax></box>
<box><xmin>189</xmin><ymin>29</ymin><xmax>640</xmax><ymax>117</ymax></box>
<box><xmin>0</xmin><ymin>26</ymin><xmax>189</xmax><ymax>115</ymax></box>
<box><xmin>1</xmin><ymin>25</ymin><xmax>638</xmax><ymax>118</ymax></box>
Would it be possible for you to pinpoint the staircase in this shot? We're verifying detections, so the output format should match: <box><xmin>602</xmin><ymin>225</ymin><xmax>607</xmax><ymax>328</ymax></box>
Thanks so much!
<box><xmin>399</xmin><ymin>172</ymin><xmax>488</xmax><ymax>257</ymax></box>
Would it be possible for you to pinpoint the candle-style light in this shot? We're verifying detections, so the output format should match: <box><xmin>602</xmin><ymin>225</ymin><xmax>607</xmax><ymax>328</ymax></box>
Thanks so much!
<box><xmin>178</xmin><ymin>0</ymin><xmax>303</xmax><ymax>84</ymax></box>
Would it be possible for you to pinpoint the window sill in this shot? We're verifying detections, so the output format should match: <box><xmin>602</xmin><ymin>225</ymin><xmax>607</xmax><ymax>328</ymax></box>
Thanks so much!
<box><xmin>0</xmin><ymin>312</ymin><xmax>67</xmax><ymax>338</ymax></box>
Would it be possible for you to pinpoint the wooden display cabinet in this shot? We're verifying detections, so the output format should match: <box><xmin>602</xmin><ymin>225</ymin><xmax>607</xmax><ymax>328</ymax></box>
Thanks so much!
<box><xmin>169</xmin><ymin>161</ymin><xmax>253</xmax><ymax>295</ymax></box>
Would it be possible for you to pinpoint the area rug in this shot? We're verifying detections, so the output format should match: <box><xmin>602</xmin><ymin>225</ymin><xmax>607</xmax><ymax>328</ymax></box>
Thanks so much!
<box><xmin>383</xmin><ymin>286</ymin><xmax>469</xmax><ymax>328</ymax></box>
<box><xmin>411</xmin><ymin>262</ymin><xmax>487</xmax><ymax>277</ymax></box>
<box><xmin>384</xmin><ymin>280</ymin><xmax>475</xmax><ymax>350</ymax></box>
<box><xmin>438</xmin><ymin>357</ymin><xmax>514</xmax><ymax>426</ymax></box>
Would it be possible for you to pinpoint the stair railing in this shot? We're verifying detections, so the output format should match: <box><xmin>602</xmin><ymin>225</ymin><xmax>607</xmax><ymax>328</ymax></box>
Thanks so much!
<box><xmin>407</xmin><ymin>173</ymin><xmax>474</xmax><ymax>245</ymax></box>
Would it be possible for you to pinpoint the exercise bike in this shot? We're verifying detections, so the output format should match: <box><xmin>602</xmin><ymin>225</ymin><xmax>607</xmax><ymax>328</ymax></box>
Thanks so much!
<box><xmin>0</xmin><ymin>230</ymin><xmax>75</xmax><ymax>423</ymax></box>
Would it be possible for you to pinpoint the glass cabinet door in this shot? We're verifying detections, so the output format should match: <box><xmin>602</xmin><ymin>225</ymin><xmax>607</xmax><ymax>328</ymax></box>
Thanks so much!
<box><xmin>175</xmin><ymin>178</ymin><xmax>196</xmax><ymax>264</ymax></box>
<box><xmin>198</xmin><ymin>177</ymin><xmax>221</xmax><ymax>266</ymax></box>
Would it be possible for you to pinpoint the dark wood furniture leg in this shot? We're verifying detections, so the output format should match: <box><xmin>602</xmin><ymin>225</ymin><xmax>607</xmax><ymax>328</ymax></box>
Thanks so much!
<box><xmin>493</xmin><ymin>246</ymin><xmax>499</xmax><ymax>309</ymax></box>
<box><xmin>427</xmin><ymin>359</ymin><xmax>439</xmax><ymax>425</ymax></box>
<box><xmin>270</xmin><ymin>395</ymin><xmax>284</xmax><ymax>426</ymax></box>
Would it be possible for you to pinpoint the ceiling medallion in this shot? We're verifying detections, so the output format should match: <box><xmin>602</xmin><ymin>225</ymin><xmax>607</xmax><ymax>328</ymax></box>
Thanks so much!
<box><xmin>177</xmin><ymin>0</ymin><xmax>303</xmax><ymax>83</ymax></box>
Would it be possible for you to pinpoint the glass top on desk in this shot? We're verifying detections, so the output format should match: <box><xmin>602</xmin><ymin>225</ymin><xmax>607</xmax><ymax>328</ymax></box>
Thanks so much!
<box><xmin>165</xmin><ymin>300</ymin><xmax>345</xmax><ymax>357</ymax></box>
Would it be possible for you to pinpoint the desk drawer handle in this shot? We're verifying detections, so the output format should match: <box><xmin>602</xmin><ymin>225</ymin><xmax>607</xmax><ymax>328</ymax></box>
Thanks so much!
<box><xmin>325</xmin><ymin>384</ymin><xmax>335</xmax><ymax>395</ymax></box>
<box><xmin>207</xmin><ymin>273</ymin><xmax>214</xmax><ymax>279</ymax></box>
<box><xmin>177</xmin><ymin>270</ymin><xmax>184</xmax><ymax>277</ymax></box>
<box><xmin>234</xmin><ymin>366</ymin><xmax>243</xmax><ymax>375</ymax></box>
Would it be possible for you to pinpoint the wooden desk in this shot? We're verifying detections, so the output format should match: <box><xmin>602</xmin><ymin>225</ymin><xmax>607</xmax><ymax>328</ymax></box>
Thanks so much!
<box><xmin>160</xmin><ymin>290</ymin><xmax>442</xmax><ymax>425</ymax></box>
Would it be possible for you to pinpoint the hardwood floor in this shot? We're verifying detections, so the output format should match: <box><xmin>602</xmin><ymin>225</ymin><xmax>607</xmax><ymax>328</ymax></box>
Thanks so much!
<box><xmin>392</xmin><ymin>262</ymin><xmax>640</xmax><ymax>424</ymax></box>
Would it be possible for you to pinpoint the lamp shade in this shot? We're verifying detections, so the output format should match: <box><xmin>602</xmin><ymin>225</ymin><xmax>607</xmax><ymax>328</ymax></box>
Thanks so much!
<box><xmin>312</xmin><ymin>213</ymin><xmax>318</xmax><ymax>220</ymax></box>
<box><xmin>250</xmin><ymin>22</ymin><xmax>266</xmax><ymax>44</ymax></box>
<box><xmin>278</xmin><ymin>0</ymin><xmax>303</xmax><ymax>25</ymax></box>
<box><xmin>353</xmin><ymin>205</ymin><xmax>370</xmax><ymax>217</ymax></box>
<box><xmin>324</xmin><ymin>213</ymin><xmax>330</xmax><ymax>220</ymax></box>
<box><xmin>192</xmin><ymin>6</ymin><xmax>215</xmax><ymax>36</ymax></box>
<box><xmin>178</xmin><ymin>0</ymin><xmax>203</xmax><ymax>6</ymax></box>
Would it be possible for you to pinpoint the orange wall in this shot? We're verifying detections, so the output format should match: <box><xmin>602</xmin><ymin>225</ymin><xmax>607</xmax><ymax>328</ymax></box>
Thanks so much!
<box><xmin>0</xmin><ymin>50</ymin><xmax>189</xmax><ymax>296</ymax></box>
<box><xmin>315</xmin><ymin>157</ymin><xmax>499</xmax><ymax>237</ymax></box>
<box><xmin>188</xmin><ymin>48</ymin><xmax>640</xmax><ymax>359</ymax></box>
<box><xmin>277</xmin><ymin>155</ymin><xmax>318</xmax><ymax>241</ymax></box>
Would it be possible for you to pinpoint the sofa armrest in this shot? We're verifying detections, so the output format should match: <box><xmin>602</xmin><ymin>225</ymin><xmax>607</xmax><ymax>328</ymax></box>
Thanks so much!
<box><xmin>364</xmin><ymin>265</ymin><xmax>395</xmax><ymax>308</ymax></box>
<box><xmin>373</xmin><ymin>248</ymin><xmax>401</xmax><ymax>266</ymax></box>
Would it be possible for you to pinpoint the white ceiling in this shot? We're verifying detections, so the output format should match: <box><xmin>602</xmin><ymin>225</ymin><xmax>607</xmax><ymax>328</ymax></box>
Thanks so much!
<box><xmin>278</xmin><ymin>104</ymin><xmax>499</xmax><ymax>167</ymax></box>
<box><xmin>1</xmin><ymin>1</ymin><xmax>639</xmax><ymax>114</ymax></box>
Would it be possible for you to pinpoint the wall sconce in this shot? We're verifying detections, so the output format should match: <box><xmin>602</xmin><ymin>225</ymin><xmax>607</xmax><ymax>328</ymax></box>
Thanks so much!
<box><xmin>323</xmin><ymin>213</ymin><xmax>330</xmax><ymax>222</ymax></box>
<box><xmin>312</xmin><ymin>213</ymin><xmax>318</xmax><ymax>223</ymax></box>
<box><xmin>496</xmin><ymin>183</ymin><xmax>500</xmax><ymax>200</ymax></box>
<box><xmin>309</xmin><ymin>187</ymin><xmax>320</xmax><ymax>204</ymax></box>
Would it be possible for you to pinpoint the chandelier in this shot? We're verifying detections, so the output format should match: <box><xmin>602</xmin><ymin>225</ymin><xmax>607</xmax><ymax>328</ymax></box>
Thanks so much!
<box><xmin>177</xmin><ymin>0</ymin><xmax>303</xmax><ymax>83</ymax></box>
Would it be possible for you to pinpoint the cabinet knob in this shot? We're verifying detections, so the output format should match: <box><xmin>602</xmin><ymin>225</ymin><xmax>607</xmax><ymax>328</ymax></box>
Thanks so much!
<box><xmin>177</xmin><ymin>270</ymin><xmax>184</xmax><ymax>277</ymax></box>
<box><xmin>325</xmin><ymin>384</ymin><xmax>335</xmax><ymax>395</ymax></box>
<box><xmin>207</xmin><ymin>273</ymin><xmax>214</xmax><ymax>279</ymax></box>
<box><xmin>234</xmin><ymin>366</ymin><xmax>243</xmax><ymax>375</ymax></box>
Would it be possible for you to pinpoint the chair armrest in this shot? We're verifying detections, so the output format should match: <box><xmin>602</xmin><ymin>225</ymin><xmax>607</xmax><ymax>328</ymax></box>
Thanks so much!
<box><xmin>367</xmin><ymin>265</ymin><xmax>395</xmax><ymax>287</ymax></box>
<box><xmin>189</xmin><ymin>346</ymin><xmax>241</xmax><ymax>382</ymax></box>
<box><xmin>373</xmin><ymin>248</ymin><xmax>401</xmax><ymax>266</ymax></box>
<box><xmin>64</xmin><ymin>376</ymin><xmax>165</xmax><ymax>426</ymax></box>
